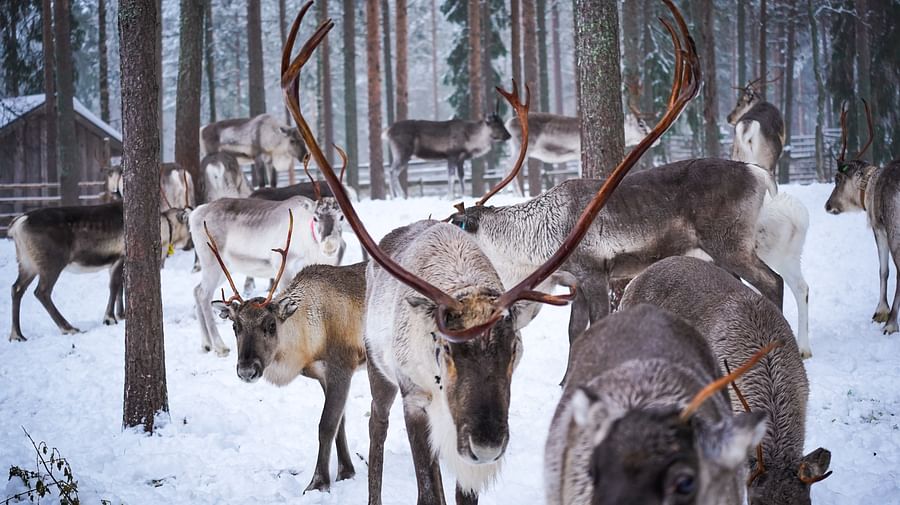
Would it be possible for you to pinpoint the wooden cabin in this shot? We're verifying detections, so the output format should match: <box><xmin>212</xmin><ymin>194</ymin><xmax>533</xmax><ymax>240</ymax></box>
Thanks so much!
<box><xmin>0</xmin><ymin>94</ymin><xmax>122</xmax><ymax>236</ymax></box>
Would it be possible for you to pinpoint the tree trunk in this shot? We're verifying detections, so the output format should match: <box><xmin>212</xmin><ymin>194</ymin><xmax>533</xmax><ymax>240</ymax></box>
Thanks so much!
<box><xmin>119</xmin><ymin>0</ymin><xmax>168</xmax><ymax>433</ymax></box>
<box><xmin>574</xmin><ymin>0</ymin><xmax>624</xmax><ymax>179</ymax></box>
<box><xmin>42</xmin><ymin>0</ymin><xmax>57</xmax><ymax>186</ymax></box>
<box><xmin>317</xmin><ymin>0</ymin><xmax>335</xmax><ymax>166</ymax></box>
<box><xmin>551</xmin><ymin>2</ymin><xmax>563</xmax><ymax>114</ymax></box>
<box><xmin>623</xmin><ymin>0</ymin><xmax>640</xmax><ymax>111</ymax></box>
<box><xmin>367</xmin><ymin>0</ymin><xmax>386</xmax><ymax>199</ymax></box>
<box><xmin>55</xmin><ymin>0</ymin><xmax>79</xmax><ymax>206</ymax></box>
<box><xmin>175</xmin><ymin>0</ymin><xmax>204</xmax><ymax>203</ymax></box>
<box><xmin>430</xmin><ymin>0</ymin><xmax>439</xmax><ymax>120</ymax></box>
<box><xmin>381</xmin><ymin>0</ymin><xmax>394</xmax><ymax>129</ymax></box>
<box><xmin>395</xmin><ymin>0</ymin><xmax>409</xmax><ymax>193</ymax></box>
<box><xmin>2</xmin><ymin>7</ymin><xmax>20</xmax><ymax>95</ymax></box>
<box><xmin>156</xmin><ymin>0</ymin><xmax>163</xmax><ymax>158</ymax></box>
<box><xmin>343</xmin><ymin>0</ymin><xmax>359</xmax><ymax>190</ymax></box>
<box><xmin>855</xmin><ymin>0</ymin><xmax>872</xmax><ymax>159</ymax></box>
<box><xmin>536</xmin><ymin>0</ymin><xmax>550</xmax><ymax>112</ymax></box>
<box><xmin>204</xmin><ymin>0</ymin><xmax>217</xmax><ymax>123</ymax></box>
<box><xmin>99</xmin><ymin>0</ymin><xmax>110</xmax><ymax>122</ymax></box>
<box><xmin>759</xmin><ymin>0</ymin><xmax>767</xmax><ymax>100</ymax></box>
<box><xmin>247</xmin><ymin>0</ymin><xmax>266</xmax><ymax>117</ymax></box>
<box><xmin>522</xmin><ymin>0</ymin><xmax>541</xmax><ymax>194</ymax></box>
<box><xmin>698</xmin><ymin>0</ymin><xmax>719</xmax><ymax>158</ymax></box>
<box><xmin>807</xmin><ymin>0</ymin><xmax>825</xmax><ymax>182</ymax></box>
<box><xmin>778</xmin><ymin>10</ymin><xmax>795</xmax><ymax>184</ymax></box>
<box><xmin>737</xmin><ymin>0</ymin><xmax>746</xmax><ymax>87</ymax></box>
<box><xmin>279</xmin><ymin>0</ymin><xmax>289</xmax><ymax>124</ymax></box>
<box><xmin>511</xmin><ymin>0</ymin><xmax>524</xmax><ymax>192</ymax></box>
<box><xmin>467</xmin><ymin>0</ymin><xmax>484</xmax><ymax>197</ymax></box>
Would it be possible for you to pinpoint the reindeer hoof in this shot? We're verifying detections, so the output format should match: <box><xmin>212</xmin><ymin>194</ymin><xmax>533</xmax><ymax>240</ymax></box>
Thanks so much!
<box><xmin>800</xmin><ymin>349</ymin><xmax>812</xmax><ymax>360</ymax></box>
<box><xmin>8</xmin><ymin>333</ymin><xmax>27</xmax><ymax>342</ymax></box>
<box><xmin>201</xmin><ymin>345</ymin><xmax>212</xmax><ymax>353</ymax></box>
<box><xmin>61</xmin><ymin>326</ymin><xmax>81</xmax><ymax>335</ymax></box>
<box><xmin>103</xmin><ymin>316</ymin><xmax>117</xmax><ymax>326</ymax></box>
<box><xmin>336</xmin><ymin>466</ymin><xmax>355</xmax><ymax>482</ymax></box>
<box><xmin>873</xmin><ymin>310</ymin><xmax>890</xmax><ymax>323</ymax></box>
<box><xmin>303</xmin><ymin>475</ymin><xmax>331</xmax><ymax>494</ymax></box>
<box><xmin>215</xmin><ymin>346</ymin><xmax>231</xmax><ymax>358</ymax></box>
<box><xmin>883</xmin><ymin>323</ymin><xmax>898</xmax><ymax>335</ymax></box>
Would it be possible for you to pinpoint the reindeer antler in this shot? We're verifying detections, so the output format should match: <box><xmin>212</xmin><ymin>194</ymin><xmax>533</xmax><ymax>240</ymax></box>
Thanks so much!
<box><xmin>475</xmin><ymin>79</ymin><xmax>531</xmax><ymax>207</ymax></box>
<box><xmin>281</xmin><ymin>0</ymin><xmax>698</xmax><ymax>342</ymax></box>
<box><xmin>302</xmin><ymin>153</ymin><xmax>322</xmax><ymax>200</ymax></box>
<box><xmin>334</xmin><ymin>144</ymin><xmax>348</xmax><ymax>183</ymax></box>
<box><xmin>204</xmin><ymin>209</ymin><xmax>294</xmax><ymax>308</ymax></box>
<box><xmin>680</xmin><ymin>341</ymin><xmax>781</xmax><ymax>422</ymax></box>
<box><xmin>855</xmin><ymin>99</ymin><xmax>874</xmax><ymax>161</ymax></box>
<box><xmin>724</xmin><ymin>358</ymin><xmax>766</xmax><ymax>487</ymax></box>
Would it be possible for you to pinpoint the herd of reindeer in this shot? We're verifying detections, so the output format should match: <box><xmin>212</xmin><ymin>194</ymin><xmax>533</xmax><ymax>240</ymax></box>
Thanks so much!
<box><xmin>6</xmin><ymin>1</ymin><xmax>899</xmax><ymax>504</ymax></box>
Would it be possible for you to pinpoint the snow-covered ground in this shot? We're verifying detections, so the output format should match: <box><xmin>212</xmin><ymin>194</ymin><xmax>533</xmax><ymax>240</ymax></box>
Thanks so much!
<box><xmin>1</xmin><ymin>185</ymin><xmax>898</xmax><ymax>504</ymax></box>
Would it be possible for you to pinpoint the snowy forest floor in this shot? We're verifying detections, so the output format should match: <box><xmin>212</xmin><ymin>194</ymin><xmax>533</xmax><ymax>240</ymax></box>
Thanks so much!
<box><xmin>1</xmin><ymin>184</ymin><xmax>899</xmax><ymax>504</ymax></box>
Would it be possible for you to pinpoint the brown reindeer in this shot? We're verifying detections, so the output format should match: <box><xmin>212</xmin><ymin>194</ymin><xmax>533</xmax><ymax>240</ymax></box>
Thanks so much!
<box><xmin>204</xmin><ymin>212</ymin><xmax>367</xmax><ymax>494</ymax></box>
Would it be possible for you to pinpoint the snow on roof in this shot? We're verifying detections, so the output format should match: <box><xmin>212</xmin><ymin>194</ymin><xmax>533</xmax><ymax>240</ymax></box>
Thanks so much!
<box><xmin>0</xmin><ymin>93</ymin><xmax>122</xmax><ymax>142</ymax></box>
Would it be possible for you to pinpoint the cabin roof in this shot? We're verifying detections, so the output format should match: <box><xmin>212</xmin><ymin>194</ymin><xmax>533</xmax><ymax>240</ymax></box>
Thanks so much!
<box><xmin>0</xmin><ymin>93</ymin><xmax>123</xmax><ymax>142</ymax></box>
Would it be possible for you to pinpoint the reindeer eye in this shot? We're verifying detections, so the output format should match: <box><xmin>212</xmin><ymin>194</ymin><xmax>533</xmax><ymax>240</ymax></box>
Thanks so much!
<box><xmin>267</xmin><ymin>321</ymin><xmax>277</xmax><ymax>335</ymax></box>
<box><xmin>313</xmin><ymin>216</ymin><xmax>319</xmax><ymax>222</ymax></box>
<box><xmin>672</xmin><ymin>472</ymin><xmax>696</xmax><ymax>497</ymax></box>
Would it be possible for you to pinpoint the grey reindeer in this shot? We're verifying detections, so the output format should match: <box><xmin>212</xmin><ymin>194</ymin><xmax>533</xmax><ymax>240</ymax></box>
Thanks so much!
<box><xmin>205</xmin><ymin>218</ymin><xmax>367</xmax><ymax>494</ymax></box>
<box><xmin>383</xmin><ymin>107</ymin><xmax>511</xmax><ymax>199</ymax></box>
<box><xmin>279</xmin><ymin>0</ymin><xmax>701</xmax><ymax>502</ymax></box>
<box><xmin>545</xmin><ymin>304</ymin><xmax>770</xmax><ymax>505</ymax></box>
<box><xmin>727</xmin><ymin>74</ymin><xmax>786</xmax><ymax>173</ymax></box>
<box><xmin>824</xmin><ymin>102</ymin><xmax>900</xmax><ymax>333</ymax></box>
<box><xmin>8</xmin><ymin>202</ymin><xmax>191</xmax><ymax>341</ymax></box>
<box><xmin>621</xmin><ymin>256</ymin><xmax>832</xmax><ymax>504</ymax></box>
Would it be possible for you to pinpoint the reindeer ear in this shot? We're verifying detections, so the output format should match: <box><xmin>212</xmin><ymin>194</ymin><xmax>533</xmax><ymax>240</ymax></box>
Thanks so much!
<box><xmin>273</xmin><ymin>297</ymin><xmax>299</xmax><ymax>321</ymax></box>
<box><xmin>407</xmin><ymin>296</ymin><xmax>437</xmax><ymax>317</ymax></box>
<box><xmin>703</xmin><ymin>411</ymin><xmax>767</xmax><ymax>470</ymax></box>
<box><xmin>211</xmin><ymin>300</ymin><xmax>239</xmax><ymax>320</ymax></box>
<box><xmin>570</xmin><ymin>387</ymin><xmax>599</xmax><ymax>428</ymax></box>
<box><xmin>798</xmin><ymin>448</ymin><xmax>832</xmax><ymax>484</ymax></box>
<box><xmin>176</xmin><ymin>209</ymin><xmax>191</xmax><ymax>224</ymax></box>
<box><xmin>295</xmin><ymin>197</ymin><xmax>316</xmax><ymax>213</ymax></box>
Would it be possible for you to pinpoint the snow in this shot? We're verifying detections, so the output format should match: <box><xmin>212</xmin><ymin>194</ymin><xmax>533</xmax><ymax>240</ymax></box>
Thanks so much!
<box><xmin>1</xmin><ymin>186</ymin><xmax>899</xmax><ymax>504</ymax></box>
<box><xmin>0</xmin><ymin>94</ymin><xmax>122</xmax><ymax>142</ymax></box>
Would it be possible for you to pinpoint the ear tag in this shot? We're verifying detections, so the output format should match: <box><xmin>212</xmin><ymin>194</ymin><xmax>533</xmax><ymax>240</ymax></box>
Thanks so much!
<box><xmin>167</xmin><ymin>244</ymin><xmax>175</xmax><ymax>257</ymax></box>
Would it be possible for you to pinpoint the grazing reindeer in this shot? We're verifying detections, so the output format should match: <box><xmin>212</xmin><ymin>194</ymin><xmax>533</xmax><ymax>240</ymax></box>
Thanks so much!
<box><xmin>104</xmin><ymin>162</ymin><xmax>195</xmax><ymax>211</ymax></box>
<box><xmin>201</xmin><ymin>152</ymin><xmax>253</xmax><ymax>202</ymax></box>
<box><xmin>727</xmin><ymin>75</ymin><xmax>785</xmax><ymax>173</ymax></box>
<box><xmin>824</xmin><ymin>102</ymin><xmax>900</xmax><ymax>333</ymax></box>
<box><xmin>205</xmin><ymin>216</ymin><xmax>367</xmax><ymax>494</ymax></box>
<box><xmin>199</xmin><ymin>113</ymin><xmax>308</xmax><ymax>188</ymax></box>
<box><xmin>621</xmin><ymin>256</ymin><xmax>832</xmax><ymax>504</ymax></box>
<box><xmin>8</xmin><ymin>202</ymin><xmax>191</xmax><ymax>341</ymax></box>
<box><xmin>190</xmin><ymin>192</ymin><xmax>345</xmax><ymax>356</ymax></box>
<box><xmin>544</xmin><ymin>304</ymin><xmax>771</xmax><ymax>505</ymax></box>
<box><xmin>504</xmin><ymin>108</ymin><xmax>651</xmax><ymax>165</ymax></box>
<box><xmin>727</xmin><ymin>74</ymin><xmax>812</xmax><ymax>357</ymax></box>
<box><xmin>383</xmin><ymin>105</ymin><xmax>511</xmax><ymax>199</ymax></box>
<box><xmin>279</xmin><ymin>1</ymin><xmax>698</xmax><ymax>501</ymax></box>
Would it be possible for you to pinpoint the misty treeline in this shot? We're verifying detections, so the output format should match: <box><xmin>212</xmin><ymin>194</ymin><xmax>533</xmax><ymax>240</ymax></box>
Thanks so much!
<box><xmin>2</xmin><ymin>0</ymin><xmax>898</xmax><ymax>187</ymax></box>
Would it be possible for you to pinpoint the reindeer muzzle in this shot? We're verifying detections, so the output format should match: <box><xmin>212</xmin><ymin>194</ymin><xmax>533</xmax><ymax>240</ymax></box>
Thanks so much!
<box><xmin>236</xmin><ymin>361</ymin><xmax>263</xmax><ymax>383</ymax></box>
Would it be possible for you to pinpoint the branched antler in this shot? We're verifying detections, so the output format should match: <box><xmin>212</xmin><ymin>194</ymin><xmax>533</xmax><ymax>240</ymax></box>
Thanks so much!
<box><xmin>204</xmin><ymin>221</ymin><xmax>244</xmax><ymax>306</ymax></box>
<box><xmin>475</xmin><ymin>79</ymin><xmax>531</xmax><ymax>207</ymax></box>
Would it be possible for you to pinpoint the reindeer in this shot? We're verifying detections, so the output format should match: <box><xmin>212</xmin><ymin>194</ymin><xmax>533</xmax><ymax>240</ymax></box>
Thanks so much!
<box><xmin>204</xmin><ymin>213</ymin><xmax>367</xmax><ymax>493</ymax></box>
<box><xmin>620</xmin><ymin>256</ymin><xmax>832</xmax><ymax>504</ymax></box>
<box><xmin>104</xmin><ymin>162</ymin><xmax>195</xmax><ymax>211</ymax></box>
<box><xmin>190</xmin><ymin>191</ymin><xmax>345</xmax><ymax>356</ymax></box>
<box><xmin>8</xmin><ymin>201</ymin><xmax>191</xmax><ymax>341</ymax></box>
<box><xmin>824</xmin><ymin>102</ymin><xmax>900</xmax><ymax>333</ymax></box>
<box><xmin>727</xmin><ymin>74</ymin><xmax>812</xmax><ymax>357</ymax></box>
<box><xmin>279</xmin><ymin>2</ymin><xmax>698</xmax><ymax>501</ymax></box>
<box><xmin>201</xmin><ymin>152</ymin><xmax>253</xmax><ymax>202</ymax></box>
<box><xmin>383</xmin><ymin>106</ymin><xmax>511</xmax><ymax>199</ymax></box>
<box><xmin>503</xmin><ymin>108</ymin><xmax>651</xmax><ymax>165</ymax></box>
<box><xmin>199</xmin><ymin>113</ymin><xmax>308</xmax><ymax>188</ymax></box>
<box><xmin>544</xmin><ymin>304</ymin><xmax>772</xmax><ymax>505</ymax></box>
<box><xmin>249</xmin><ymin>148</ymin><xmax>359</xmax><ymax>203</ymax></box>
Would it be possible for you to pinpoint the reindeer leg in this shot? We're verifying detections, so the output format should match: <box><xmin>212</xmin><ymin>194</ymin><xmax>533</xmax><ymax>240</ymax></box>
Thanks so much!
<box><xmin>103</xmin><ymin>259</ymin><xmax>125</xmax><ymax>325</ymax></box>
<box><xmin>780</xmin><ymin>258</ymin><xmax>811</xmax><ymax>358</ymax></box>
<box><xmin>305</xmin><ymin>368</ymin><xmax>353</xmax><ymax>494</ymax></box>
<box><xmin>560</xmin><ymin>272</ymin><xmax>608</xmax><ymax>386</ymax></box>
<box><xmin>33</xmin><ymin>265</ymin><xmax>79</xmax><ymax>334</ymax></box>
<box><xmin>456</xmin><ymin>159</ymin><xmax>466</xmax><ymax>198</ymax></box>
<box><xmin>722</xmin><ymin>251</ymin><xmax>783</xmax><ymax>309</ymax></box>
<box><xmin>883</xmin><ymin>237</ymin><xmax>900</xmax><ymax>335</ymax></box>
<box><xmin>9</xmin><ymin>268</ymin><xmax>36</xmax><ymax>341</ymax></box>
<box><xmin>194</xmin><ymin>267</ymin><xmax>230</xmax><ymax>356</ymax></box>
<box><xmin>447</xmin><ymin>160</ymin><xmax>456</xmax><ymax>200</ymax></box>
<box><xmin>402</xmin><ymin>381</ymin><xmax>447</xmax><ymax>505</ymax></box>
<box><xmin>873</xmin><ymin>228</ymin><xmax>891</xmax><ymax>323</ymax></box>
<box><xmin>367</xmin><ymin>358</ymin><xmax>398</xmax><ymax>505</ymax></box>
<box><xmin>455</xmin><ymin>485</ymin><xmax>478</xmax><ymax>505</ymax></box>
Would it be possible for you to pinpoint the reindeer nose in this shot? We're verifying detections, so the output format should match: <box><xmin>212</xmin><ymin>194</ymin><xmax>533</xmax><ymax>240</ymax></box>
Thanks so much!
<box><xmin>825</xmin><ymin>202</ymin><xmax>838</xmax><ymax>214</ymax></box>
<box><xmin>467</xmin><ymin>433</ymin><xmax>508</xmax><ymax>464</ymax></box>
<box><xmin>236</xmin><ymin>361</ymin><xmax>262</xmax><ymax>383</ymax></box>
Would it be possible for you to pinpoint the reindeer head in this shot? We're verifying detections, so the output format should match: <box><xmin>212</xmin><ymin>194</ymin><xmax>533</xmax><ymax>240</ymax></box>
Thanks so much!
<box><xmin>300</xmin><ymin>152</ymin><xmax>346</xmax><ymax>259</ymax></box>
<box><xmin>825</xmin><ymin>100</ymin><xmax>875</xmax><ymax>214</ymax></box>
<box><xmin>205</xmin><ymin>211</ymin><xmax>295</xmax><ymax>382</ymax></box>
<box><xmin>746</xmin><ymin>447</ymin><xmax>831</xmax><ymax>505</ymax></box>
<box><xmin>159</xmin><ymin>207</ymin><xmax>193</xmax><ymax>259</ymax></box>
<box><xmin>103</xmin><ymin>166</ymin><xmax>124</xmax><ymax>199</ymax></box>
<box><xmin>727</xmin><ymin>84</ymin><xmax>762</xmax><ymax>125</ymax></box>
<box><xmin>485</xmin><ymin>101</ymin><xmax>512</xmax><ymax>142</ymax></box>
<box><xmin>280</xmin><ymin>125</ymin><xmax>310</xmax><ymax>160</ymax></box>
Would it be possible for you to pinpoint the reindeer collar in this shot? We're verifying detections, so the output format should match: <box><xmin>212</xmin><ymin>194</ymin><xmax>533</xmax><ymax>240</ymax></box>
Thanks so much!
<box><xmin>163</xmin><ymin>214</ymin><xmax>175</xmax><ymax>257</ymax></box>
